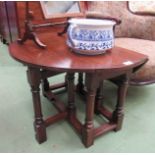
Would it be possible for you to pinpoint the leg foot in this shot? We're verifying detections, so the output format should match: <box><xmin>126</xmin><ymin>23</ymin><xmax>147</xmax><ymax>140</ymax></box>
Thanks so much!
<box><xmin>82</xmin><ymin>125</ymin><xmax>94</xmax><ymax>147</ymax></box>
<box><xmin>34</xmin><ymin>121</ymin><xmax>47</xmax><ymax>143</ymax></box>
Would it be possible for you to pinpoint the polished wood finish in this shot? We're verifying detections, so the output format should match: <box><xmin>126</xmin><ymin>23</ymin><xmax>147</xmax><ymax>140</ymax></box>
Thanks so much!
<box><xmin>9</xmin><ymin>28</ymin><xmax>148</xmax><ymax>72</ymax></box>
<box><xmin>95</xmin><ymin>81</ymin><xmax>104</xmax><ymax>114</ymax></box>
<box><xmin>82</xmin><ymin>73</ymin><xmax>99</xmax><ymax>146</ymax></box>
<box><xmin>17</xmin><ymin>2</ymin><xmax>47</xmax><ymax>49</ymax></box>
<box><xmin>9</xmin><ymin>28</ymin><xmax>148</xmax><ymax>147</ymax></box>
<box><xmin>113</xmin><ymin>73</ymin><xmax>131</xmax><ymax>131</ymax></box>
<box><xmin>27</xmin><ymin>67</ymin><xmax>47</xmax><ymax>143</ymax></box>
<box><xmin>17</xmin><ymin>2</ymin><xmax>87</xmax><ymax>48</ymax></box>
<box><xmin>0</xmin><ymin>1</ymin><xmax>88</xmax><ymax>43</ymax></box>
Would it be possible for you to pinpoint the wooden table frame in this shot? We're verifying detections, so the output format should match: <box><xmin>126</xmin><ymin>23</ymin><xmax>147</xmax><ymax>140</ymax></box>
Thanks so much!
<box><xmin>9</xmin><ymin>29</ymin><xmax>148</xmax><ymax>147</ymax></box>
<box><xmin>27</xmin><ymin>66</ymin><xmax>133</xmax><ymax>147</ymax></box>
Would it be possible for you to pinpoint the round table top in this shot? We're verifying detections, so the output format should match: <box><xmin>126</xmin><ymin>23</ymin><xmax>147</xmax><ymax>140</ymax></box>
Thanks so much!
<box><xmin>9</xmin><ymin>28</ymin><xmax>148</xmax><ymax>72</ymax></box>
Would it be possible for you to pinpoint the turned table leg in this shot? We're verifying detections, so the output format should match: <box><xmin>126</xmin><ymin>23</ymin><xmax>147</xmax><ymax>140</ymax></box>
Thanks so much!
<box><xmin>76</xmin><ymin>73</ymin><xmax>85</xmax><ymax>94</ymax></box>
<box><xmin>82</xmin><ymin>73</ymin><xmax>98</xmax><ymax>147</ymax></box>
<box><xmin>112</xmin><ymin>74</ymin><xmax>130</xmax><ymax>131</ymax></box>
<box><xmin>67</xmin><ymin>73</ymin><xmax>76</xmax><ymax>120</ymax></box>
<box><xmin>42</xmin><ymin>78</ymin><xmax>50</xmax><ymax>97</ymax></box>
<box><xmin>95</xmin><ymin>81</ymin><xmax>104</xmax><ymax>114</ymax></box>
<box><xmin>27</xmin><ymin>67</ymin><xmax>47</xmax><ymax>143</ymax></box>
<box><xmin>43</xmin><ymin>79</ymin><xmax>50</xmax><ymax>92</ymax></box>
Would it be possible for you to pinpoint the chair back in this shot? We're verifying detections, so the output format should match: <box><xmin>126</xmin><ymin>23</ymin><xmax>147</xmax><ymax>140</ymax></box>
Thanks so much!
<box><xmin>89</xmin><ymin>1</ymin><xmax>155</xmax><ymax>40</ymax></box>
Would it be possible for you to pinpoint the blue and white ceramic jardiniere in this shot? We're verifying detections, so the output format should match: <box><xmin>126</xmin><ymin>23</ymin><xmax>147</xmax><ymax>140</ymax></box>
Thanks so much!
<box><xmin>67</xmin><ymin>18</ymin><xmax>116</xmax><ymax>55</ymax></box>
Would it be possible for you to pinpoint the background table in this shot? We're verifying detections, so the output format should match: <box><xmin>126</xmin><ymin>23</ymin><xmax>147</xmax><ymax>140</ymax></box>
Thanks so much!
<box><xmin>9</xmin><ymin>28</ymin><xmax>148</xmax><ymax>147</ymax></box>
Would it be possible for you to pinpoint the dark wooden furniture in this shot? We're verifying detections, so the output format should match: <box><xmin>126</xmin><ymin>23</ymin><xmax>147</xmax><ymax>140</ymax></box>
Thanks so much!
<box><xmin>9</xmin><ymin>28</ymin><xmax>148</xmax><ymax>147</ymax></box>
<box><xmin>0</xmin><ymin>1</ymin><xmax>88</xmax><ymax>44</ymax></box>
<box><xmin>0</xmin><ymin>2</ymin><xmax>18</xmax><ymax>43</ymax></box>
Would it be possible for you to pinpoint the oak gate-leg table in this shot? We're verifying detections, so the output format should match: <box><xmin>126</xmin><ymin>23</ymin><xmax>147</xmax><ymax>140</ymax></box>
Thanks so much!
<box><xmin>9</xmin><ymin>30</ymin><xmax>148</xmax><ymax>147</ymax></box>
